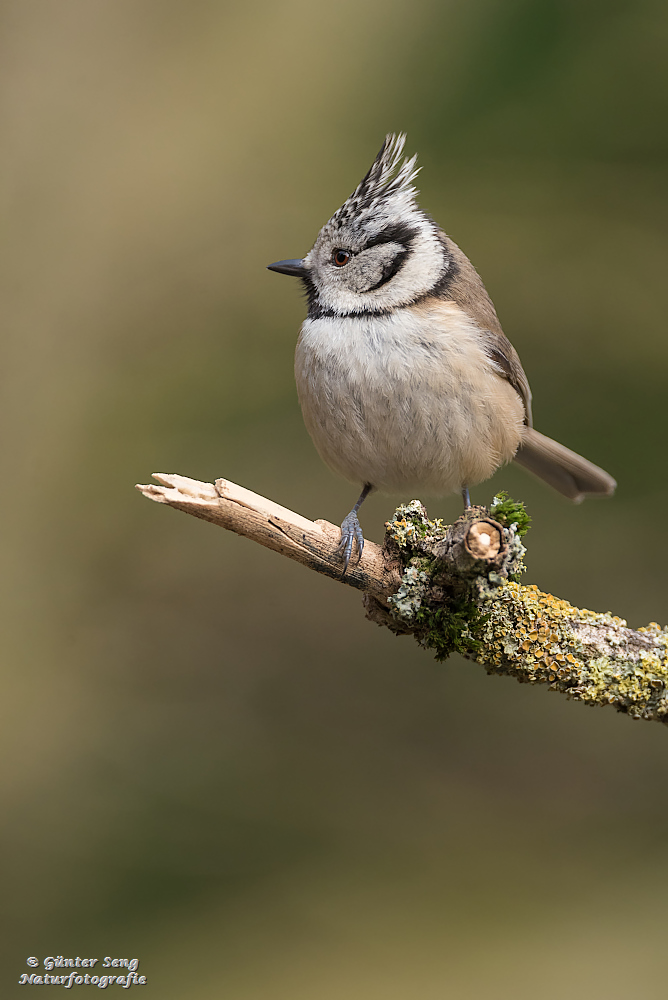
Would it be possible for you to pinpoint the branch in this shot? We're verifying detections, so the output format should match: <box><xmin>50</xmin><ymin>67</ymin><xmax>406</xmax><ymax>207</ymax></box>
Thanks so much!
<box><xmin>137</xmin><ymin>474</ymin><xmax>668</xmax><ymax>726</ymax></box>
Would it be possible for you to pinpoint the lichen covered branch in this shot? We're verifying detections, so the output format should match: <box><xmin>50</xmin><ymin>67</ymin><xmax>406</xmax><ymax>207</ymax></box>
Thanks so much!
<box><xmin>137</xmin><ymin>475</ymin><xmax>668</xmax><ymax>725</ymax></box>
<box><xmin>368</xmin><ymin>497</ymin><xmax>668</xmax><ymax>724</ymax></box>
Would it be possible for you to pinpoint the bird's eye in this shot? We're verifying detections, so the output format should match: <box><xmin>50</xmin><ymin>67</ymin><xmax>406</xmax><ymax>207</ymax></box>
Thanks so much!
<box><xmin>332</xmin><ymin>249</ymin><xmax>351</xmax><ymax>267</ymax></box>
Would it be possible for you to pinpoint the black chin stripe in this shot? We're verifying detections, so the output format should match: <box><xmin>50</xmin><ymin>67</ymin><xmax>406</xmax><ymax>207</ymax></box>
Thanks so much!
<box><xmin>301</xmin><ymin>276</ymin><xmax>320</xmax><ymax>316</ymax></box>
<box><xmin>305</xmin><ymin>294</ymin><xmax>394</xmax><ymax>320</ymax></box>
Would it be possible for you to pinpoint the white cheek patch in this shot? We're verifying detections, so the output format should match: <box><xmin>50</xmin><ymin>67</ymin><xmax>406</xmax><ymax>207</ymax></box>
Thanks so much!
<box><xmin>349</xmin><ymin>243</ymin><xmax>401</xmax><ymax>293</ymax></box>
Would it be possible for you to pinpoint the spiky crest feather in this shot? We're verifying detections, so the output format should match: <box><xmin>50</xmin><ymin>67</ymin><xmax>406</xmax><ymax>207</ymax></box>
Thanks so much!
<box><xmin>332</xmin><ymin>133</ymin><xmax>421</xmax><ymax>228</ymax></box>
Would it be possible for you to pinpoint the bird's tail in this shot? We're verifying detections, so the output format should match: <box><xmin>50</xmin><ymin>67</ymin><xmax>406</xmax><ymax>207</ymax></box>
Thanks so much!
<box><xmin>513</xmin><ymin>427</ymin><xmax>616</xmax><ymax>502</ymax></box>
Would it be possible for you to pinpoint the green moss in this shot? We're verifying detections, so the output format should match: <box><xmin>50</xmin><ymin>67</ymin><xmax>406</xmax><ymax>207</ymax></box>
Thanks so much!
<box><xmin>387</xmin><ymin>552</ymin><xmax>491</xmax><ymax>661</ymax></box>
<box><xmin>489</xmin><ymin>491</ymin><xmax>531</xmax><ymax>537</ymax></box>
<box><xmin>413</xmin><ymin>598</ymin><xmax>490</xmax><ymax>662</ymax></box>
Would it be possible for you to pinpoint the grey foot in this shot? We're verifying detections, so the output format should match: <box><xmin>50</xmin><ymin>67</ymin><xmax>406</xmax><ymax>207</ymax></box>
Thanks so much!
<box><xmin>336</xmin><ymin>511</ymin><xmax>364</xmax><ymax>573</ymax></box>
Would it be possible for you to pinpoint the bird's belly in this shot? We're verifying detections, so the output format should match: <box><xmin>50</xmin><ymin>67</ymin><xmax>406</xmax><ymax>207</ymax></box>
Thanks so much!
<box><xmin>294</xmin><ymin>309</ymin><xmax>524</xmax><ymax>495</ymax></box>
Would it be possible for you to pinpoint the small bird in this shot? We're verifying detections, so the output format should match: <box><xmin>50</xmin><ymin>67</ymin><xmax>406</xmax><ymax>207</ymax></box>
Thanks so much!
<box><xmin>268</xmin><ymin>134</ymin><xmax>615</xmax><ymax>571</ymax></box>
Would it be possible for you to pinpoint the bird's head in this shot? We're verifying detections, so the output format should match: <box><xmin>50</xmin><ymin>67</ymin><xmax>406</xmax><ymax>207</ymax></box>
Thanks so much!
<box><xmin>268</xmin><ymin>134</ymin><xmax>451</xmax><ymax>317</ymax></box>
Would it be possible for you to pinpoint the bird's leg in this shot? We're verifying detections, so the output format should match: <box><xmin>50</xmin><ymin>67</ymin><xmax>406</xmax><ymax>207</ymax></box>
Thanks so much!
<box><xmin>461</xmin><ymin>486</ymin><xmax>471</xmax><ymax>509</ymax></box>
<box><xmin>336</xmin><ymin>483</ymin><xmax>373</xmax><ymax>573</ymax></box>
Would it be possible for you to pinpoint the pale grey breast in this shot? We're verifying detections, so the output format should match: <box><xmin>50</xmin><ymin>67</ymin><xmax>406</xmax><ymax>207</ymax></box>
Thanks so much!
<box><xmin>295</xmin><ymin>298</ymin><xmax>525</xmax><ymax>495</ymax></box>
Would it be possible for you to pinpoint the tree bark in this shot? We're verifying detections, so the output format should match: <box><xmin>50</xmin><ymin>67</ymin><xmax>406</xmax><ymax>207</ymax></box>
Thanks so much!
<box><xmin>137</xmin><ymin>473</ymin><xmax>668</xmax><ymax>725</ymax></box>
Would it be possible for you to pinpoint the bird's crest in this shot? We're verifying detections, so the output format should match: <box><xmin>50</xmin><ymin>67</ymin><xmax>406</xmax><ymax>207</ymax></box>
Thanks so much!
<box><xmin>331</xmin><ymin>133</ymin><xmax>421</xmax><ymax>229</ymax></box>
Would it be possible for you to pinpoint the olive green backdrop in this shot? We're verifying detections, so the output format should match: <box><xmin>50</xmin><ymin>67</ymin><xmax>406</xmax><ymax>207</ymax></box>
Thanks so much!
<box><xmin>2</xmin><ymin>1</ymin><xmax>668</xmax><ymax>996</ymax></box>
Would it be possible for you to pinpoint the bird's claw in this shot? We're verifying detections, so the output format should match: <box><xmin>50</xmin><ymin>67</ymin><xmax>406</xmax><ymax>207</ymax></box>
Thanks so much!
<box><xmin>336</xmin><ymin>511</ymin><xmax>365</xmax><ymax>574</ymax></box>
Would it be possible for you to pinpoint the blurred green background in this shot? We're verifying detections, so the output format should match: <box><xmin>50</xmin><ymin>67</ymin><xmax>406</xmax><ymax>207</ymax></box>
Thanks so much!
<box><xmin>2</xmin><ymin>0</ymin><xmax>668</xmax><ymax>996</ymax></box>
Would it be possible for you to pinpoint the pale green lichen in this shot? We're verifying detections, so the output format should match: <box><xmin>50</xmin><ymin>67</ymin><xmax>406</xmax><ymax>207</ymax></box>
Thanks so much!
<box><xmin>385</xmin><ymin>501</ymin><xmax>445</xmax><ymax>552</ymax></box>
<box><xmin>387</xmin><ymin>559</ymin><xmax>431</xmax><ymax>621</ymax></box>
<box><xmin>490</xmin><ymin>522</ymin><xmax>527</xmax><ymax>583</ymax></box>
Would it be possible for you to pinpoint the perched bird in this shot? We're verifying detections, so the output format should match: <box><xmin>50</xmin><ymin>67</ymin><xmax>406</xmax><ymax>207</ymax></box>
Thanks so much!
<box><xmin>268</xmin><ymin>134</ymin><xmax>615</xmax><ymax>571</ymax></box>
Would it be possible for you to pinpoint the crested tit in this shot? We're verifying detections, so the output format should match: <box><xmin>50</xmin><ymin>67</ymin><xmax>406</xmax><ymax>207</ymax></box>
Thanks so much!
<box><xmin>269</xmin><ymin>134</ymin><xmax>615</xmax><ymax>570</ymax></box>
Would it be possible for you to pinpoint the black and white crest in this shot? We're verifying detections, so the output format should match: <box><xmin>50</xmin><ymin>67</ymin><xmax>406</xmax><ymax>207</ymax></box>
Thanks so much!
<box><xmin>331</xmin><ymin>133</ymin><xmax>421</xmax><ymax>232</ymax></box>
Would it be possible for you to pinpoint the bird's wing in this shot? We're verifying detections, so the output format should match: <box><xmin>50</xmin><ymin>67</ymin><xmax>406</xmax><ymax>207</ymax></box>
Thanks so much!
<box><xmin>436</xmin><ymin>235</ymin><xmax>533</xmax><ymax>426</ymax></box>
<box><xmin>481</xmin><ymin>330</ymin><xmax>533</xmax><ymax>428</ymax></box>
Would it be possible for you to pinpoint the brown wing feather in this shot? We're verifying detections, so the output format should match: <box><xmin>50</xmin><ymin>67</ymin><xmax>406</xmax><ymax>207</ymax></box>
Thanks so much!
<box><xmin>482</xmin><ymin>331</ymin><xmax>533</xmax><ymax>427</ymax></box>
<box><xmin>437</xmin><ymin>234</ymin><xmax>533</xmax><ymax>425</ymax></box>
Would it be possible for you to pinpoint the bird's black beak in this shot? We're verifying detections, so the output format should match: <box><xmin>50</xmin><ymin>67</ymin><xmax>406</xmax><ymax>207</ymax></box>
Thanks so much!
<box><xmin>267</xmin><ymin>258</ymin><xmax>308</xmax><ymax>277</ymax></box>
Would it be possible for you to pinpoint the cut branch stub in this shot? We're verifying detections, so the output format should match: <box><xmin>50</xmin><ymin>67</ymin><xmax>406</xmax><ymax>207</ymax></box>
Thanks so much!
<box><xmin>466</xmin><ymin>521</ymin><xmax>502</xmax><ymax>559</ymax></box>
<box><xmin>432</xmin><ymin>508</ymin><xmax>508</xmax><ymax>578</ymax></box>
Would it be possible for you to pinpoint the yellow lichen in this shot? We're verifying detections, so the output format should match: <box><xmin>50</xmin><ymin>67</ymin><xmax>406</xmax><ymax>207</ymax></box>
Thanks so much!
<box><xmin>470</xmin><ymin>577</ymin><xmax>668</xmax><ymax>721</ymax></box>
